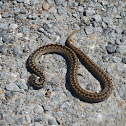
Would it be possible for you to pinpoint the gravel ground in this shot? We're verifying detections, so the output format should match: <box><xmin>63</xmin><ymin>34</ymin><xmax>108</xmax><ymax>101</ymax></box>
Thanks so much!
<box><xmin>0</xmin><ymin>0</ymin><xmax>126</xmax><ymax>126</ymax></box>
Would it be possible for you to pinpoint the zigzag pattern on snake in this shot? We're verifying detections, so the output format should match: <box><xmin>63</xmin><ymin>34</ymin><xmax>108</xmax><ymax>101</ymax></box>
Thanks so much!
<box><xmin>28</xmin><ymin>30</ymin><xmax>113</xmax><ymax>103</ymax></box>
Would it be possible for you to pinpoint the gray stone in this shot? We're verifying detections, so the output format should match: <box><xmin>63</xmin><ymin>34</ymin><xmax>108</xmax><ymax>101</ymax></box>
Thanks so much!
<box><xmin>54</xmin><ymin>0</ymin><xmax>64</xmax><ymax>6</ymax></box>
<box><xmin>13</xmin><ymin>46</ymin><xmax>20</xmax><ymax>57</ymax></box>
<box><xmin>2</xmin><ymin>12</ymin><xmax>11</xmax><ymax>18</ymax></box>
<box><xmin>2</xmin><ymin>34</ymin><xmax>12</xmax><ymax>43</ymax></box>
<box><xmin>38</xmin><ymin>28</ymin><xmax>44</xmax><ymax>33</ymax></box>
<box><xmin>43</xmin><ymin>104</ymin><xmax>51</xmax><ymax>111</ymax></box>
<box><xmin>106</xmin><ymin>113</ymin><xmax>116</xmax><ymax>120</ymax></box>
<box><xmin>57</xmin><ymin>7</ymin><xmax>66</xmax><ymax>15</ymax></box>
<box><xmin>106</xmin><ymin>44</ymin><xmax>116</xmax><ymax>54</ymax></box>
<box><xmin>51</xmin><ymin>76</ymin><xmax>60</xmax><ymax>85</ymax></box>
<box><xmin>24</xmin><ymin>0</ymin><xmax>30</xmax><ymax>4</ymax></box>
<box><xmin>34</xmin><ymin>105</ymin><xmax>44</xmax><ymax>114</ymax></box>
<box><xmin>108</xmin><ymin>33</ymin><xmax>116</xmax><ymax>41</ymax></box>
<box><xmin>0</xmin><ymin>45</ymin><xmax>6</xmax><ymax>53</ymax></box>
<box><xmin>30</xmin><ymin>0</ymin><xmax>39</xmax><ymax>4</ymax></box>
<box><xmin>85</xmin><ymin>26</ymin><xmax>93</xmax><ymax>34</ymax></box>
<box><xmin>59</xmin><ymin>36</ymin><xmax>67</xmax><ymax>44</ymax></box>
<box><xmin>5</xmin><ymin>117</ymin><xmax>14</xmax><ymax>124</ymax></box>
<box><xmin>48</xmin><ymin>118</ymin><xmax>57</xmax><ymax>125</ymax></box>
<box><xmin>112</xmin><ymin>6</ymin><xmax>117</xmax><ymax>13</ymax></box>
<box><xmin>115</xmin><ymin>27</ymin><xmax>122</xmax><ymax>34</ymax></box>
<box><xmin>118</xmin><ymin>1</ymin><xmax>124</xmax><ymax>6</ymax></box>
<box><xmin>20</xmin><ymin>72</ymin><xmax>26</xmax><ymax>79</ymax></box>
<box><xmin>34</xmin><ymin>115</ymin><xmax>43</xmax><ymax>122</ymax></box>
<box><xmin>32</xmin><ymin>13</ymin><xmax>38</xmax><ymax>20</ymax></box>
<box><xmin>28</xmin><ymin>13</ymin><xmax>38</xmax><ymax>20</ymax></box>
<box><xmin>20</xmin><ymin>10</ymin><xmax>27</xmax><ymax>14</ymax></box>
<box><xmin>42</xmin><ymin>23</ymin><xmax>49</xmax><ymax>31</ymax></box>
<box><xmin>85</xmin><ymin>83</ymin><xmax>93</xmax><ymax>91</ymax></box>
<box><xmin>6</xmin><ymin>84</ymin><xmax>20</xmax><ymax>91</ymax></box>
<box><xmin>25</xmin><ymin>115</ymin><xmax>31</xmax><ymax>123</ymax></box>
<box><xmin>106</xmin><ymin>67</ymin><xmax>112</xmax><ymax>74</ymax></box>
<box><xmin>101</xmin><ymin>22</ymin><xmax>107</xmax><ymax>29</ymax></box>
<box><xmin>81</xmin><ymin>40</ymin><xmax>88</xmax><ymax>46</ymax></box>
<box><xmin>22</xmin><ymin>27</ymin><xmax>30</xmax><ymax>34</ymax></box>
<box><xmin>14</xmin><ymin>8</ymin><xmax>20</xmax><ymax>15</ymax></box>
<box><xmin>16</xmin><ymin>117</ymin><xmax>23</xmax><ymax>125</ymax></box>
<box><xmin>17</xmin><ymin>81</ymin><xmax>28</xmax><ymax>90</ymax></box>
<box><xmin>47</xmin><ymin>15</ymin><xmax>55</xmax><ymax>20</ymax></box>
<box><xmin>45</xmin><ymin>114</ymin><xmax>57</xmax><ymax>125</ymax></box>
<box><xmin>108</xmin><ymin>24</ymin><xmax>116</xmax><ymax>30</ymax></box>
<box><xmin>103</xmin><ymin>17</ymin><xmax>113</xmax><ymax>24</ymax></box>
<box><xmin>78</xmin><ymin>6</ymin><xmax>84</xmax><ymax>13</ymax></box>
<box><xmin>94</xmin><ymin>27</ymin><xmax>102</xmax><ymax>32</ymax></box>
<box><xmin>112</xmin><ymin>56</ymin><xmax>121</xmax><ymax>63</ymax></box>
<box><xmin>116</xmin><ymin>45</ymin><xmax>126</xmax><ymax>54</ymax></box>
<box><xmin>0</xmin><ymin>112</ymin><xmax>5</xmax><ymax>120</ymax></box>
<box><xmin>9</xmin><ymin>24</ymin><xmax>18</xmax><ymax>30</ymax></box>
<box><xmin>122</xmin><ymin>57</ymin><xmax>126</xmax><ymax>64</ymax></box>
<box><xmin>101</xmin><ymin>1</ymin><xmax>108</xmax><ymax>6</ymax></box>
<box><xmin>115</xmin><ymin>39</ymin><xmax>121</xmax><ymax>45</ymax></box>
<box><xmin>116</xmin><ymin>64</ymin><xmax>123</xmax><ymax>72</ymax></box>
<box><xmin>85</xmin><ymin>8</ymin><xmax>95</xmax><ymax>16</ymax></box>
<box><xmin>93</xmin><ymin>14</ymin><xmax>101</xmax><ymax>22</ymax></box>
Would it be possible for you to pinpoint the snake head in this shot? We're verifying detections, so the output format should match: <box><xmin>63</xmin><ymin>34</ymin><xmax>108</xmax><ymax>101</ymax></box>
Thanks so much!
<box><xmin>29</xmin><ymin>74</ymin><xmax>45</xmax><ymax>88</ymax></box>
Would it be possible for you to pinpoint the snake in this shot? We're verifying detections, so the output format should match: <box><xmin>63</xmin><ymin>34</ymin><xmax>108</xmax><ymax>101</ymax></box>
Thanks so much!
<box><xmin>28</xmin><ymin>30</ymin><xmax>113</xmax><ymax>103</ymax></box>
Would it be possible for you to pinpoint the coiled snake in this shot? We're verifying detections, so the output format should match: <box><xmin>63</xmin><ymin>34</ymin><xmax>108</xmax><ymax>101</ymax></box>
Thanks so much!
<box><xmin>28</xmin><ymin>30</ymin><xmax>113</xmax><ymax>102</ymax></box>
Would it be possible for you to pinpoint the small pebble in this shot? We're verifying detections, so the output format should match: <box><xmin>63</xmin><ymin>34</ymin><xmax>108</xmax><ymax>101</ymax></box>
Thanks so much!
<box><xmin>85</xmin><ymin>8</ymin><xmax>95</xmax><ymax>16</ymax></box>
<box><xmin>106</xmin><ymin>44</ymin><xmax>116</xmax><ymax>54</ymax></box>
<box><xmin>5</xmin><ymin>117</ymin><xmax>14</xmax><ymax>124</ymax></box>
<box><xmin>25</xmin><ymin>115</ymin><xmax>31</xmax><ymax>123</ymax></box>
<box><xmin>116</xmin><ymin>45</ymin><xmax>126</xmax><ymax>54</ymax></box>
<box><xmin>22</xmin><ymin>27</ymin><xmax>30</xmax><ymax>34</ymax></box>
<box><xmin>85</xmin><ymin>26</ymin><xmax>94</xmax><ymax>34</ymax></box>
<box><xmin>17</xmin><ymin>81</ymin><xmax>28</xmax><ymax>90</ymax></box>
<box><xmin>43</xmin><ymin>104</ymin><xmax>51</xmax><ymax>111</ymax></box>
<box><xmin>13</xmin><ymin>46</ymin><xmax>20</xmax><ymax>57</ymax></box>
<box><xmin>57</xmin><ymin>7</ymin><xmax>66</xmax><ymax>15</ymax></box>
<box><xmin>42</xmin><ymin>2</ymin><xmax>50</xmax><ymax>11</ymax></box>
<box><xmin>45</xmin><ymin>114</ymin><xmax>57</xmax><ymax>125</ymax></box>
<box><xmin>6</xmin><ymin>84</ymin><xmax>20</xmax><ymax>92</ymax></box>
<box><xmin>34</xmin><ymin>115</ymin><xmax>43</xmax><ymax>122</ymax></box>
<box><xmin>9</xmin><ymin>24</ymin><xmax>18</xmax><ymax>30</ymax></box>
<box><xmin>101</xmin><ymin>1</ymin><xmax>108</xmax><ymax>6</ymax></box>
<box><xmin>94</xmin><ymin>27</ymin><xmax>102</xmax><ymax>32</ymax></box>
<box><xmin>34</xmin><ymin>105</ymin><xmax>44</xmax><ymax>114</ymax></box>
<box><xmin>20</xmin><ymin>72</ymin><xmax>26</xmax><ymax>79</ymax></box>
<box><xmin>54</xmin><ymin>0</ymin><xmax>64</xmax><ymax>6</ymax></box>
<box><xmin>16</xmin><ymin>117</ymin><xmax>23</xmax><ymax>125</ymax></box>
<box><xmin>93</xmin><ymin>14</ymin><xmax>102</xmax><ymax>22</ymax></box>
<box><xmin>103</xmin><ymin>17</ymin><xmax>113</xmax><ymax>24</ymax></box>
<box><xmin>112</xmin><ymin>56</ymin><xmax>121</xmax><ymax>63</ymax></box>
<box><xmin>93</xmin><ymin>113</ymin><xmax>103</xmax><ymax>122</ymax></box>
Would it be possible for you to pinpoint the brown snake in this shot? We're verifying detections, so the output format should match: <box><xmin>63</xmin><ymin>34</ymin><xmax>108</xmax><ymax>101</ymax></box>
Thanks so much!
<box><xmin>28</xmin><ymin>30</ymin><xmax>113</xmax><ymax>103</ymax></box>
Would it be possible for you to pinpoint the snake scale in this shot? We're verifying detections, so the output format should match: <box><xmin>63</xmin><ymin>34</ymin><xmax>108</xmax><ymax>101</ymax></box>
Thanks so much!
<box><xmin>28</xmin><ymin>30</ymin><xmax>113</xmax><ymax>103</ymax></box>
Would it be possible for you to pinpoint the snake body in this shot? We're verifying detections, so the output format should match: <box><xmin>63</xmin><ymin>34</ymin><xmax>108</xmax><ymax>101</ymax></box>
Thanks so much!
<box><xmin>28</xmin><ymin>30</ymin><xmax>113</xmax><ymax>103</ymax></box>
